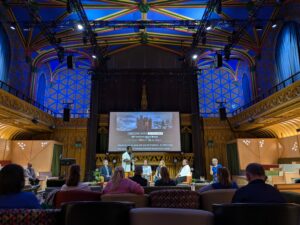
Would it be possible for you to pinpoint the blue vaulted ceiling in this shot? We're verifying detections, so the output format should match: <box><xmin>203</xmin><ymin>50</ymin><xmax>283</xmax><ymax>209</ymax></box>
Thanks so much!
<box><xmin>2</xmin><ymin>0</ymin><xmax>281</xmax><ymax>62</ymax></box>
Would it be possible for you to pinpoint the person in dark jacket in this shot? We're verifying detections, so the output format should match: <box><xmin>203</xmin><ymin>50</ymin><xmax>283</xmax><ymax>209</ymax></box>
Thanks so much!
<box><xmin>232</xmin><ymin>163</ymin><xmax>286</xmax><ymax>203</ymax></box>
<box><xmin>130</xmin><ymin>166</ymin><xmax>148</xmax><ymax>187</ymax></box>
<box><xmin>155</xmin><ymin>167</ymin><xmax>176</xmax><ymax>186</ymax></box>
<box><xmin>99</xmin><ymin>159</ymin><xmax>113</xmax><ymax>182</ymax></box>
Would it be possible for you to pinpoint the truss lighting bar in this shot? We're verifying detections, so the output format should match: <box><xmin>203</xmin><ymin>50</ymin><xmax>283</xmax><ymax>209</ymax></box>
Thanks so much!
<box><xmin>5</xmin><ymin>19</ymin><xmax>278</xmax><ymax>29</ymax></box>
<box><xmin>226</xmin><ymin>0</ymin><xmax>266</xmax><ymax>52</ymax></box>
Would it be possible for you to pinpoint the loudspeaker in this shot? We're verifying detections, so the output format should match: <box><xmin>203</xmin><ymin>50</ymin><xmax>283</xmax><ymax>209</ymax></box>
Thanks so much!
<box><xmin>219</xmin><ymin>107</ymin><xmax>227</xmax><ymax>121</ymax></box>
<box><xmin>67</xmin><ymin>55</ymin><xmax>73</xmax><ymax>69</ymax></box>
<box><xmin>217</xmin><ymin>53</ymin><xmax>223</xmax><ymax>68</ymax></box>
<box><xmin>63</xmin><ymin>108</ymin><xmax>70</xmax><ymax>122</ymax></box>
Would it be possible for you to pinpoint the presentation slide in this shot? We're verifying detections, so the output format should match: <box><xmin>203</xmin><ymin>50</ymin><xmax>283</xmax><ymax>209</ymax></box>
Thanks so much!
<box><xmin>108</xmin><ymin>112</ymin><xmax>181</xmax><ymax>152</ymax></box>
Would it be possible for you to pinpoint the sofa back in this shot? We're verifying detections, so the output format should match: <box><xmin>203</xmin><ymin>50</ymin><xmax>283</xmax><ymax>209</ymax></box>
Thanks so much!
<box><xmin>62</xmin><ymin>201</ymin><xmax>134</xmax><ymax>225</ymax></box>
<box><xmin>131</xmin><ymin>208</ymin><xmax>214</xmax><ymax>225</ymax></box>
<box><xmin>0</xmin><ymin>209</ymin><xmax>60</xmax><ymax>225</ymax></box>
<box><xmin>54</xmin><ymin>190</ymin><xmax>101</xmax><ymax>208</ymax></box>
<box><xmin>149</xmin><ymin>189</ymin><xmax>200</xmax><ymax>209</ymax></box>
<box><xmin>200</xmin><ymin>189</ymin><xmax>236</xmax><ymax>211</ymax></box>
<box><xmin>213</xmin><ymin>203</ymin><xmax>300</xmax><ymax>225</ymax></box>
<box><xmin>101</xmin><ymin>194</ymin><xmax>149</xmax><ymax>208</ymax></box>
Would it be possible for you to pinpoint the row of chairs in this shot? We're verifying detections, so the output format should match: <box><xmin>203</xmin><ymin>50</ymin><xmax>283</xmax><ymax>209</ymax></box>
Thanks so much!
<box><xmin>52</xmin><ymin>189</ymin><xmax>236</xmax><ymax>211</ymax></box>
<box><xmin>1</xmin><ymin>201</ymin><xmax>300</xmax><ymax>225</ymax></box>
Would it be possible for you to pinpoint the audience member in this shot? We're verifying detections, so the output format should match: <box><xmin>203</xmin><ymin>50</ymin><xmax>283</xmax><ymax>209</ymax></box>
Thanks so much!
<box><xmin>103</xmin><ymin>166</ymin><xmax>144</xmax><ymax>195</ymax></box>
<box><xmin>232</xmin><ymin>163</ymin><xmax>286</xmax><ymax>203</ymax></box>
<box><xmin>0</xmin><ymin>164</ymin><xmax>41</xmax><ymax>209</ymax></box>
<box><xmin>142</xmin><ymin>159</ymin><xmax>152</xmax><ymax>181</ymax></box>
<box><xmin>24</xmin><ymin>163</ymin><xmax>39</xmax><ymax>185</ymax></box>
<box><xmin>130</xmin><ymin>165</ymin><xmax>148</xmax><ymax>186</ymax></box>
<box><xmin>61</xmin><ymin>164</ymin><xmax>90</xmax><ymax>191</ymax></box>
<box><xmin>155</xmin><ymin>167</ymin><xmax>176</xmax><ymax>186</ymax></box>
<box><xmin>198</xmin><ymin>167</ymin><xmax>238</xmax><ymax>193</ymax></box>
<box><xmin>176</xmin><ymin>159</ymin><xmax>191</xmax><ymax>184</ymax></box>
<box><xmin>210</xmin><ymin>158</ymin><xmax>222</xmax><ymax>183</ymax></box>
<box><xmin>154</xmin><ymin>160</ymin><xmax>166</xmax><ymax>182</ymax></box>
<box><xmin>99</xmin><ymin>159</ymin><xmax>112</xmax><ymax>182</ymax></box>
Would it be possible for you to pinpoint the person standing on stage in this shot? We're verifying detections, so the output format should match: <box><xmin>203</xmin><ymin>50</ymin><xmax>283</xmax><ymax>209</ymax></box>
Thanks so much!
<box><xmin>122</xmin><ymin>146</ymin><xmax>134</xmax><ymax>176</ymax></box>
<box><xmin>210</xmin><ymin>158</ymin><xmax>222</xmax><ymax>183</ymax></box>
<box><xmin>142</xmin><ymin>159</ymin><xmax>152</xmax><ymax>181</ymax></box>
<box><xmin>99</xmin><ymin>159</ymin><xmax>112</xmax><ymax>182</ymax></box>
<box><xmin>176</xmin><ymin>159</ymin><xmax>191</xmax><ymax>184</ymax></box>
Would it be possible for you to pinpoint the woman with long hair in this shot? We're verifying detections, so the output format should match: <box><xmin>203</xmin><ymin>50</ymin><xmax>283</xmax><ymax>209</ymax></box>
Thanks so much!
<box><xmin>0</xmin><ymin>164</ymin><xmax>41</xmax><ymax>209</ymax></box>
<box><xmin>61</xmin><ymin>164</ymin><xmax>90</xmax><ymax>191</ymax></box>
<box><xmin>103</xmin><ymin>166</ymin><xmax>144</xmax><ymax>195</ymax></box>
<box><xmin>198</xmin><ymin>167</ymin><xmax>238</xmax><ymax>193</ymax></box>
<box><xmin>155</xmin><ymin>166</ymin><xmax>175</xmax><ymax>186</ymax></box>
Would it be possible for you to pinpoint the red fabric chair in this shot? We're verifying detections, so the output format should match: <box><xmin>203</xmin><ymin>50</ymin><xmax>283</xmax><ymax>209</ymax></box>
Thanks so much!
<box><xmin>149</xmin><ymin>189</ymin><xmax>200</xmax><ymax>209</ymax></box>
<box><xmin>54</xmin><ymin>190</ymin><xmax>101</xmax><ymax>208</ymax></box>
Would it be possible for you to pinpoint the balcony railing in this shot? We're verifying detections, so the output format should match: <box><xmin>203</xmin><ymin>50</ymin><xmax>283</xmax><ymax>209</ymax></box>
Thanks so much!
<box><xmin>0</xmin><ymin>80</ymin><xmax>56</xmax><ymax>116</ymax></box>
<box><xmin>232</xmin><ymin>71</ymin><xmax>300</xmax><ymax>116</ymax></box>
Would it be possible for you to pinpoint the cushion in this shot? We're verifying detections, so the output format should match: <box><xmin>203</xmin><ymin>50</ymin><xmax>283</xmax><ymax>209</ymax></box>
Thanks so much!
<box><xmin>200</xmin><ymin>189</ymin><xmax>236</xmax><ymax>211</ymax></box>
<box><xmin>101</xmin><ymin>194</ymin><xmax>149</xmax><ymax>208</ymax></box>
<box><xmin>0</xmin><ymin>209</ymin><xmax>60</xmax><ymax>225</ymax></box>
<box><xmin>131</xmin><ymin>208</ymin><xmax>214</xmax><ymax>225</ymax></box>
<box><xmin>149</xmin><ymin>189</ymin><xmax>200</xmax><ymax>209</ymax></box>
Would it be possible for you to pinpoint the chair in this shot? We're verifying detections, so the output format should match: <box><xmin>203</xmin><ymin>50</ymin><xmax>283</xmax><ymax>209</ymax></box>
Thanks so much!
<box><xmin>149</xmin><ymin>189</ymin><xmax>200</xmax><ymax>209</ymax></box>
<box><xmin>53</xmin><ymin>190</ymin><xmax>101</xmax><ymax>208</ymax></box>
<box><xmin>62</xmin><ymin>201</ymin><xmax>134</xmax><ymax>225</ymax></box>
<box><xmin>213</xmin><ymin>203</ymin><xmax>300</xmax><ymax>225</ymax></box>
<box><xmin>101</xmin><ymin>193</ymin><xmax>149</xmax><ymax>208</ymax></box>
<box><xmin>200</xmin><ymin>189</ymin><xmax>237</xmax><ymax>211</ymax></box>
<box><xmin>0</xmin><ymin>209</ymin><xmax>60</xmax><ymax>225</ymax></box>
<box><xmin>130</xmin><ymin>208</ymin><xmax>214</xmax><ymax>225</ymax></box>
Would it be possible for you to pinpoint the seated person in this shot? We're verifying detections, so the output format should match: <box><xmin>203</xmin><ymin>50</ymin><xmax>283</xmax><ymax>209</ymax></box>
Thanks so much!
<box><xmin>61</xmin><ymin>164</ymin><xmax>90</xmax><ymax>191</ymax></box>
<box><xmin>142</xmin><ymin>160</ymin><xmax>152</xmax><ymax>181</ymax></box>
<box><xmin>24</xmin><ymin>163</ymin><xmax>39</xmax><ymax>185</ymax></box>
<box><xmin>130</xmin><ymin>166</ymin><xmax>148</xmax><ymax>187</ymax></box>
<box><xmin>210</xmin><ymin>158</ymin><xmax>222</xmax><ymax>183</ymax></box>
<box><xmin>103</xmin><ymin>166</ymin><xmax>144</xmax><ymax>195</ymax></box>
<box><xmin>0</xmin><ymin>164</ymin><xmax>41</xmax><ymax>209</ymax></box>
<box><xmin>154</xmin><ymin>160</ymin><xmax>165</xmax><ymax>182</ymax></box>
<box><xmin>198</xmin><ymin>167</ymin><xmax>238</xmax><ymax>193</ymax></box>
<box><xmin>232</xmin><ymin>163</ymin><xmax>286</xmax><ymax>203</ymax></box>
<box><xmin>176</xmin><ymin>159</ymin><xmax>191</xmax><ymax>184</ymax></box>
<box><xmin>99</xmin><ymin>159</ymin><xmax>112</xmax><ymax>182</ymax></box>
<box><xmin>155</xmin><ymin>167</ymin><xmax>176</xmax><ymax>186</ymax></box>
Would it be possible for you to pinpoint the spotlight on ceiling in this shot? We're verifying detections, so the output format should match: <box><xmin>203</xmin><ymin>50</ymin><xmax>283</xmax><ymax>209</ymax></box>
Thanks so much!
<box><xmin>192</xmin><ymin>54</ymin><xmax>198</xmax><ymax>60</ymax></box>
<box><xmin>77</xmin><ymin>23</ymin><xmax>84</xmax><ymax>31</ymax></box>
<box><xmin>10</xmin><ymin>24</ymin><xmax>16</xmax><ymax>30</ymax></box>
<box><xmin>92</xmin><ymin>54</ymin><xmax>97</xmax><ymax>59</ymax></box>
<box><xmin>255</xmin><ymin>25</ymin><xmax>263</xmax><ymax>31</ymax></box>
<box><xmin>271</xmin><ymin>21</ymin><xmax>278</xmax><ymax>29</ymax></box>
<box><xmin>206</xmin><ymin>24</ymin><xmax>213</xmax><ymax>31</ymax></box>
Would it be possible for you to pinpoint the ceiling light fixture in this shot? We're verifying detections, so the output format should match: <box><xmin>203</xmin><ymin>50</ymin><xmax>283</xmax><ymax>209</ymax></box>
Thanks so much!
<box><xmin>192</xmin><ymin>54</ymin><xmax>198</xmax><ymax>60</ymax></box>
<box><xmin>77</xmin><ymin>23</ymin><xmax>84</xmax><ymax>31</ymax></box>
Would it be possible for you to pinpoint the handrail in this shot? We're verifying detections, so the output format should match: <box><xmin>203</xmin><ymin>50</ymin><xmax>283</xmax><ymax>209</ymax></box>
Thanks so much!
<box><xmin>232</xmin><ymin>71</ymin><xmax>300</xmax><ymax>116</ymax></box>
<box><xmin>55</xmin><ymin>113</ymin><xmax>89</xmax><ymax>119</ymax></box>
<box><xmin>0</xmin><ymin>79</ymin><xmax>56</xmax><ymax>116</ymax></box>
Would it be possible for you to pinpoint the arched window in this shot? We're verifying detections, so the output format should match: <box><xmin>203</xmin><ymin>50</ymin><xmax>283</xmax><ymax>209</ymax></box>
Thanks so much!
<box><xmin>37</xmin><ymin>74</ymin><xmax>46</xmax><ymax>105</ymax></box>
<box><xmin>0</xmin><ymin>23</ymin><xmax>11</xmax><ymax>82</ymax></box>
<box><xmin>275</xmin><ymin>22</ymin><xmax>300</xmax><ymax>82</ymax></box>
<box><xmin>242</xmin><ymin>73</ymin><xmax>251</xmax><ymax>105</ymax></box>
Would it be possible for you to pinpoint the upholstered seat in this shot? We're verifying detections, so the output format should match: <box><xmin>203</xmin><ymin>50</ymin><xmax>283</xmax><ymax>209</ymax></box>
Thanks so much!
<box><xmin>101</xmin><ymin>193</ymin><xmax>149</xmax><ymax>208</ymax></box>
<box><xmin>149</xmin><ymin>189</ymin><xmax>200</xmax><ymax>209</ymax></box>
<box><xmin>200</xmin><ymin>189</ymin><xmax>237</xmax><ymax>211</ymax></box>
<box><xmin>54</xmin><ymin>190</ymin><xmax>101</xmax><ymax>208</ymax></box>
<box><xmin>0</xmin><ymin>209</ymin><xmax>60</xmax><ymax>225</ymax></box>
<box><xmin>213</xmin><ymin>203</ymin><xmax>300</xmax><ymax>225</ymax></box>
<box><xmin>62</xmin><ymin>201</ymin><xmax>134</xmax><ymax>225</ymax></box>
<box><xmin>130</xmin><ymin>208</ymin><xmax>214</xmax><ymax>225</ymax></box>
